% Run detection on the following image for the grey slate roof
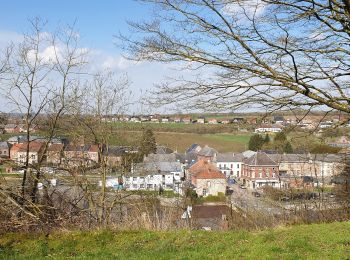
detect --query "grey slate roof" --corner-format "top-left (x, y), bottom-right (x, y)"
top-left (0, 142), bottom-right (10, 149)
top-left (131, 161), bottom-right (182, 176)
top-left (144, 153), bottom-right (177, 163)
top-left (197, 146), bottom-right (218, 157)
top-left (216, 153), bottom-right (234, 162)
top-left (244, 152), bottom-right (277, 166)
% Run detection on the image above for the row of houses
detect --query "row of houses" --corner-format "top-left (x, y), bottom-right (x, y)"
top-left (116, 144), bottom-right (346, 197)
top-left (0, 124), bottom-right (38, 134)
top-left (1, 134), bottom-right (346, 196)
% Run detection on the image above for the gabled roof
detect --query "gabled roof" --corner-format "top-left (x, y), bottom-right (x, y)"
top-left (244, 152), bottom-right (277, 166)
top-left (144, 153), bottom-right (177, 163)
top-left (188, 160), bottom-right (219, 175)
top-left (195, 170), bottom-right (226, 179)
top-left (14, 142), bottom-right (44, 153)
top-left (0, 141), bottom-right (10, 149)
top-left (48, 143), bottom-right (64, 152)
top-left (132, 161), bottom-right (182, 176)
top-left (186, 144), bottom-right (201, 154)
top-left (216, 153), bottom-right (234, 162)
top-left (156, 146), bottom-right (174, 154)
top-left (197, 146), bottom-right (217, 157)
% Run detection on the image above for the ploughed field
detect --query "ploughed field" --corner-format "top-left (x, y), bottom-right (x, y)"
top-left (1, 222), bottom-right (349, 259)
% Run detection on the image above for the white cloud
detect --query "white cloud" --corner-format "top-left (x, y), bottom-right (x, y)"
top-left (223, 0), bottom-right (266, 19)
top-left (102, 55), bottom-right (140, 70)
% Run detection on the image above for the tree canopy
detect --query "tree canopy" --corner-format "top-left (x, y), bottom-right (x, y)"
top-left (122, 0), bottom-right (350, 121)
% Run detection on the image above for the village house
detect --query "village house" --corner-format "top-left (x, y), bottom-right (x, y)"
top-left (173, 117), bottom-right (181, 123)
top-left (182, 117), bottom-right (192, 124)
top-left (46, 143), bottom-right (64, 165)
top-left (161, 117), bottom-right (170, 123)
top-left (192, 168), bottom-right (226, 196)
top-left (123, 161), bottom-right (183, 192)
top-left (208, 118), bottom-right (218, 124)
top-left (241, 152), bottom-right (279, 189)
top-left (255, 124), bottom-right (283, 133)
top-left (197, 145), bottom-right (218, 162)
top-left (63, 144), bottom-right (99, 166)
top-left (0, 142), bottom-right (10, 159)
top-left (187, 159), bottom-right (226, 196)
top-left (216, 153), bottom-right (244, 178)
top-left (232, 117), bottom-right (245, 123)
top-left (221, 119), bottom-right (232, 124)
top-left (10, 141), bottom-right (45, 165)
top-left (273, 115), bottom-right (285, 124)
top-left (103, 146), bottom-right (129, 168)
top-left (4, 124), bottom-right (20, 133)
top-left (197, 117), bottom-right (205, 124)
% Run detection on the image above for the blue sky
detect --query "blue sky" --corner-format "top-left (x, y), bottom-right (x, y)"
top-left (0, 0), bottom-right (149, 53)
top-left (0, 0), bottom-right (181, 114)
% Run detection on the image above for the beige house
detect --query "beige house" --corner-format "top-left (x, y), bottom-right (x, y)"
top-left (10, 141), bottom-right (44, 165)
top-left (193, 170), bottom-right (226, 196)
top-left (47, 143), bottom-right (64, 165)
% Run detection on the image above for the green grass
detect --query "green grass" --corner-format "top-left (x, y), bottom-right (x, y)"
top-left (1, 222), bottom-right (349, 259)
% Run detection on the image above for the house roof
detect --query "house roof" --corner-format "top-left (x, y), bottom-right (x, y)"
top-left (242, 150), bottom-right (256, 158)
top-left (197, 146), bottom-right (217, 157)
top-left (195, 170), bottom-right (226, 179)
top-left (144, 153), bottom-right (177, 163)
top-left (15, 142), bottom-right (44, 153)
top-left (216, 153), bottom-right (234, 162)
top-left (192, 205), bottom-right (230, 219)
top-left (89, 144), bottom-right (99, 153)
top-left (244, 152), bottom-right (277, 166)
top-left (48, 143), bottom-right (64, 152)
top-left (0, 142), bottom-right (10, 149)
top-left (132, 161), bottom-right (182, 176)
top-left (156, 146), bottom-right (174, 154)
top-left (186, 144), bottom-right (201, 154)
top-left (103, 146), bottom-right (129, 156)
top-left (188, 160), bottom-right (219, 175)
top-left (175, 152), bottom-right (197, 165)
top-left (4, 124), bottom-right (18, 129)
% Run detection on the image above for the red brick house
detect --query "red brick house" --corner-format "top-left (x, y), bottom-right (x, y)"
top-left (241, 152), bottom-right (279, 189)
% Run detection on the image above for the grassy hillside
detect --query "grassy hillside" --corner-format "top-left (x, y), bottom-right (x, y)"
top-left (1, 222), bottom-right (349, 259)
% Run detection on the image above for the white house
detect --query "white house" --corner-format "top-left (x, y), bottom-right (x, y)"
top-left (255, 124), bottom-right (283, 133)
top-left (216, 153), bottom-right (244, 178)
top-left (123, 161), bottom-right (183, 193)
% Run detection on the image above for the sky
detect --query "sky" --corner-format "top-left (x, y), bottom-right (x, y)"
top-left (0, 0), bottom-right (178, 114)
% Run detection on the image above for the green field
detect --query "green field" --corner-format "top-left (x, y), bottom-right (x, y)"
top-left (112, 131), bottom-right (252, 153)
top-left (1, 222), bottom-right (349, 259)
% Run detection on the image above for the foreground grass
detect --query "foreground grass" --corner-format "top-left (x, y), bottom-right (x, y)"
top-left (1, 222), bottom-right (349, 259)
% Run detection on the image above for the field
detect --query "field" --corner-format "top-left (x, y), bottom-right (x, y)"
top-left (112, 131), bottom-right (252, 153)
top-left (1, 222), bottom-right (349, 259)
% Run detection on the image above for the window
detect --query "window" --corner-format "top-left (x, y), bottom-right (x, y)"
top-left (207, 181), bottom-right (211, 187)
top-left (259, 172), bottom-right (262, 178)
top-left (237, 164), bottom-right (240, 169)
top-left (132, 177), bottom-right (137, 181)
top-left (203, 189), bottom-right (207, 196)
top-left (140, 184), bottom-right (145, 189)
top-left (132, 184), bottom-right (138, 189)
top-left (231, 164), bottom-right (233, 169)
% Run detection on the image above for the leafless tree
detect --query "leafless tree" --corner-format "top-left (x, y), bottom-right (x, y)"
top-left (2, 17), bottom-right (87, 207)
top-left (120, 0), bottom-right (350, 121)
